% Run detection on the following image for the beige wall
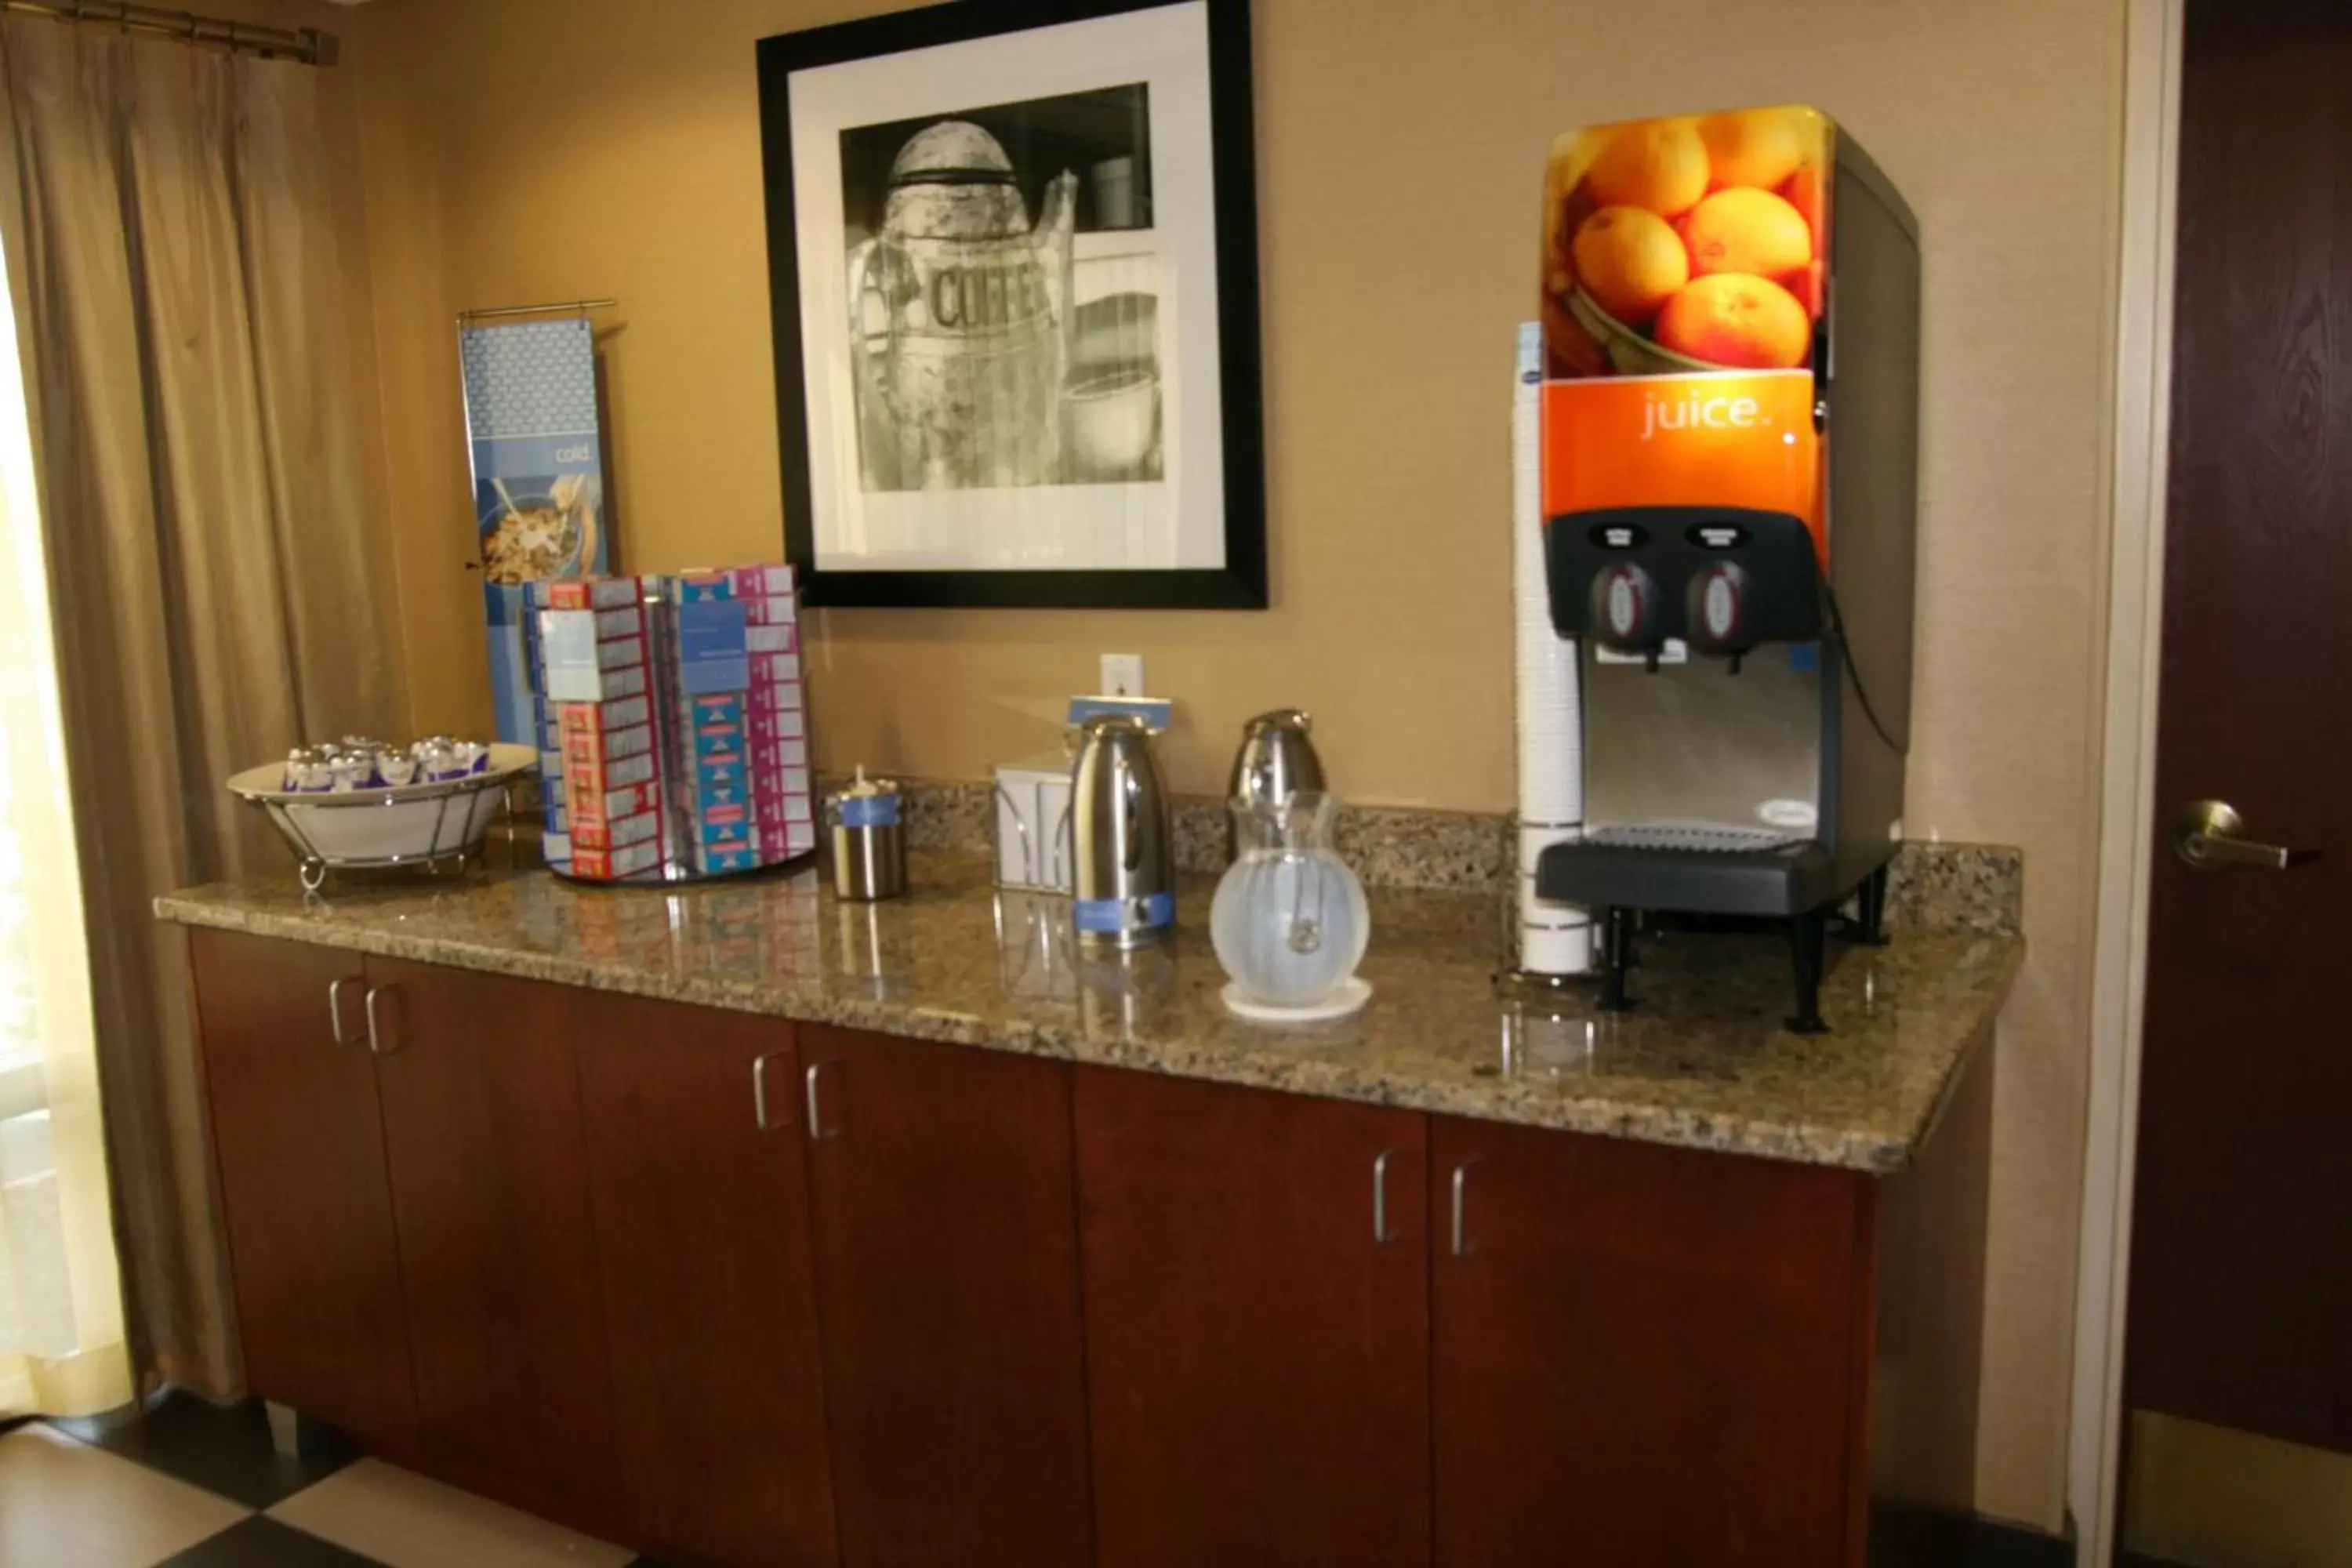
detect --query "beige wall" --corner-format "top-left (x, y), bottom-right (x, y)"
top-left (344, 0), bottom-right (2123, 1530)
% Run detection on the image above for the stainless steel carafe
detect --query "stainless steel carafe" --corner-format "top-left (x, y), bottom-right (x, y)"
top-left (1225, 709), bottom-right (1327, 862)
top-left (1071, 713), bottom-right (1174, 949)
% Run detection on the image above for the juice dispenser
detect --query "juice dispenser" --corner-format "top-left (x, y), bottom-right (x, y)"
top-left (1532, 106), bottom-right (1920, 1031)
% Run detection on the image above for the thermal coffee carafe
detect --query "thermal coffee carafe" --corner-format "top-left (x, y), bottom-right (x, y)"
top-left (1225, 710), bottom-right (1327, 863)
top-left (1530, 105), bottom-right (1921, 1032)
top-left (1071, 713), bottom-right (1174, 949)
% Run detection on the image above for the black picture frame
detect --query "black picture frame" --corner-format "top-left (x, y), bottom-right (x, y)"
top-left (756, 0), bottom-right (1266, 610)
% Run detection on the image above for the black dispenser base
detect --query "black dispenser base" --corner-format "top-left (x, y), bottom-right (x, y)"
top-left (1544, 845), bottom-right (1893, 1033)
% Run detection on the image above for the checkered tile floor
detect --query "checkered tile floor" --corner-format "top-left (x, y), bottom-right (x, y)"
top-left (0, 1394), bottom-right (665, 1566)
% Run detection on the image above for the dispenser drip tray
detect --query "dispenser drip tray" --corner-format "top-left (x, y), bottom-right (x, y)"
top-left (1534, 833), bottom-right (1889, 1037)
top-left (1535, 833), bottom-right (1833, 920)
top-left (1583, 824), bottom-right (1806, 855)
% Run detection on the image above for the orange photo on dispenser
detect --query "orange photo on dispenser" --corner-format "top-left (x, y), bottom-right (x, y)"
top-left (1542, 106), bottom-right (1830, 380)
top-left (1540, 106), bottom-right (1837, 562)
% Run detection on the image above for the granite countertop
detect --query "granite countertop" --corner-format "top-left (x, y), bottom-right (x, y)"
top-left (155, 853), bottom-right (2020, 1174)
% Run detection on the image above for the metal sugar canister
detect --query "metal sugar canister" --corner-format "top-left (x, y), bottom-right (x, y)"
top-left (828, 768), bottom-right (907, 901)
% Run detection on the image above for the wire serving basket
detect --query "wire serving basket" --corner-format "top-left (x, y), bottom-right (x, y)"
top-left (226, 743), bottom-right (539, 891)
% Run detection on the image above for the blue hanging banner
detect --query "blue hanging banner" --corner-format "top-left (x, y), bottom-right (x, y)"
top-left (459, 316), bottom-right (609, 743)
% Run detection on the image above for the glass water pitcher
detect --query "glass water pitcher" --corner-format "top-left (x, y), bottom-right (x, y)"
top-left (1210, 791), bottom-right (1369, 1008)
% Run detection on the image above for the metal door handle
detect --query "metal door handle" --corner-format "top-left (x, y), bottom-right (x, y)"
top-left (362, 984), bottom-right (397, 1054)
top-left (2175, 800), bottom-right (2320, 871)
top-left (1372, 1149), bottom-right (1399, 1246)
top-left (1450, 1156), bottom-right (1479, 1258)
top-left (753, 1052), bottom-right (786, 1131)
top-left (804, 1060), bottom-right (838, 1141)
top-left (328, 976), bottom-right (358, 1045)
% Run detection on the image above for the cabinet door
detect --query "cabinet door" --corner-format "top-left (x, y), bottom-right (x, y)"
top-left (578, 1005), bottom-right (837, 1568)
top-left (1432, 1116), bottom-right (1870, 1567)
top-left (800, 1025), bottom-right (1092, 1568)
top-left (1074, 1068), bottom-right (1432, 1568)
top-left (363, 957), bottom-right (626, 1540)
top-left (189, 929), bottom-right (418, 1454)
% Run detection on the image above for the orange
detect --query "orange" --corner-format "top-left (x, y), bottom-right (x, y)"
top-left (1697, 107), bottom-right (1809, 191)
top-left (1782, 259), bottom-right (1827, 321)
top-left (1571, 206), bottom-right (1690, 324)
top-left (1654, 274), bottom-right (1812, 369)
top-left (1680, 187), bottom-right (1813, 278)
top-left (1781, 159), bottom-right (1829, 258)
top-left (1585, 118), bottom-right (1710, 217)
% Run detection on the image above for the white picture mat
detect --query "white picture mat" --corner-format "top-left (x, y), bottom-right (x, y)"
top-left (788, 1), bottom-right (1228, 574)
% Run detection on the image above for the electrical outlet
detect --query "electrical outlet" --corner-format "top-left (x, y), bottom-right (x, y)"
top-left (1100, 653), bottom-right (1145, 697)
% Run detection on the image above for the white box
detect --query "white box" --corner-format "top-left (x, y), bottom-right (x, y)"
top-left (994, 757), bottom-right (1074, 893)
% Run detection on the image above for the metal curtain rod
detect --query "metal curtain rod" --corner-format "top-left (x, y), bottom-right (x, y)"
top-left (457, 299), bottom-right (620, 325)
top-left (7, 0), bottom-right (336, 64)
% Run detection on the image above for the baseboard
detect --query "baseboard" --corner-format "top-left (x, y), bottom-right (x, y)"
top-left (1969, 1512), bottom-right (2078, 1566)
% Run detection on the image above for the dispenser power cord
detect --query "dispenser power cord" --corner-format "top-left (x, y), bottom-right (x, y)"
top-left (1817, 576), bottom-right (1906, 755)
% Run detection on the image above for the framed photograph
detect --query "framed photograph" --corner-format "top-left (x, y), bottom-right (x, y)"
top-left (757, 0), bottom-right (1265, 608)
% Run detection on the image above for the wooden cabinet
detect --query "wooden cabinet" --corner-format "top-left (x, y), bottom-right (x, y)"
top-left (1429, 1116), bottom-right (1871, 1568)
top-left (1074, 1068), bottom-right (1432, 1568)
top-left (799, 1025), bottom-right (1093, 1568)
top-left (189, 930), bottom-right (419, 1456)
top-left (578, 1004), bottom-right (837, 1568)
top-left (190, 932), bottom-right (1989, 1568)
top-left (363, 957), bottom-right (627, 1540)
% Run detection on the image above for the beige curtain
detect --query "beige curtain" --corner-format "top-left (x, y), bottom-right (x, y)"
top-left (0, 223), bottom-right (129, 1417)
top-left (0, 16), bottom-right (405, 1402)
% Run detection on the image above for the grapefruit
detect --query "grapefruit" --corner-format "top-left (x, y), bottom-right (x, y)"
top-left (1655, 274), bottom-right (1812, 369)
top-left (1697, 107), bottom-right (1809, 191)
top-left (1572, 206), bottom-right (1690, 324)
top-left (1585, 118), bottom-right (1711, 217)
top-left (1680, 187), bottom-right (1813, 278)
top-left (1781, 159), bottom-right (1829, 259)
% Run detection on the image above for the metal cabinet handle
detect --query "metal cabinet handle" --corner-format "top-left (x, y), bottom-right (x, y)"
top-left (753, 1052), bottom-right (786, 1131)
top-left (1450, 1156), bottom-right (1479, 1258)
top-left (2175, 800), bottom-right (2320, 871)
top-left (1372, 1149), bottom-right (1399, 1246)
top-left (804, 1060), bottom-right (838, 1141)
top-left (362, 984), bottom-right (397, 1054)
top-left (328, 976), bottom-right (358, 1045)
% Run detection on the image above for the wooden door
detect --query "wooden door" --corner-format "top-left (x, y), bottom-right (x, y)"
top-left (799, 1025), bottom-right (1092, 1568)
top-left (578, 1004), bottom-right (837, 1568)
top-left (1431, 1116), bottom-right (1868, 1567)
top-left (2125, 0), bottom-right (2352, 1468)
top-left (363, 956), bottom-right (626, 1540)
top-left (188, 929), bottom-right (418, 1454)
top-left (1074, 1069), bottom-right (1431, 1568)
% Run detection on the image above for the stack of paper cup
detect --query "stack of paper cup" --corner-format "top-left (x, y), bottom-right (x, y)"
top-left (1511, 323), bottom-right (1593, 976)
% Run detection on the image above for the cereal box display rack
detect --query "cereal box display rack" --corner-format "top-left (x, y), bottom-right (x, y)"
top-left (528, 563), bottom-right (818, 884)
